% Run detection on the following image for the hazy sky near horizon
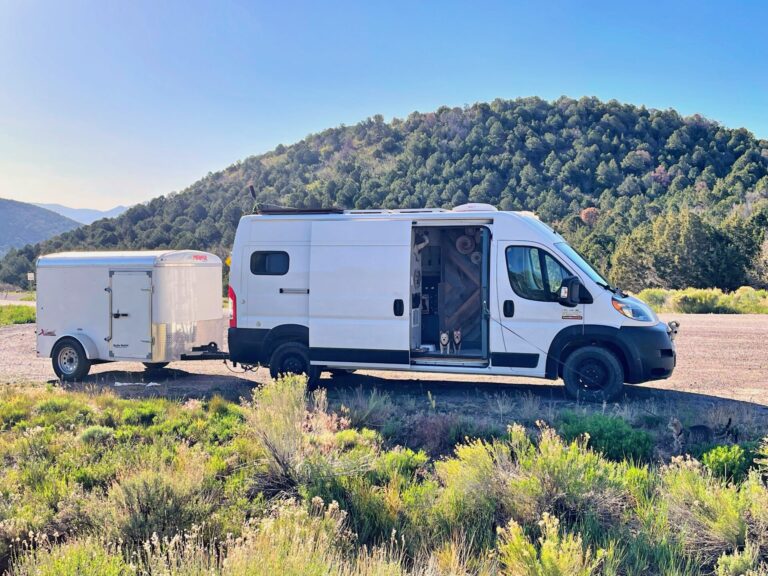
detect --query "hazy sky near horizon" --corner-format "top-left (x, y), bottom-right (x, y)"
top-left (1, 1), bottom-right (766, 209)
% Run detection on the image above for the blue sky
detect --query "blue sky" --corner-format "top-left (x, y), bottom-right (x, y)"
top-left (1, 0), bottom-right (766, 209)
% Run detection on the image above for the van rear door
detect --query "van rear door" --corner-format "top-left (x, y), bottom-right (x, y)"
top-left (309, 220), bottom-right (411, 368)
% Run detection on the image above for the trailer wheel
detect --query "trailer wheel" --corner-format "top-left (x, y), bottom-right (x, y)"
top-left (143, 362), bottom-right (169, 372)
top-left (52, 338), bottom-right (91, 382)
top-left (269, 342), bottom-right (319, 385)
top-left (562, 346), bottom-right (624, 402)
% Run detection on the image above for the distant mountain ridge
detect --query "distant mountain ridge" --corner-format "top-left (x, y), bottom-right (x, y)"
top-left (1, 96), bottom-right (767, 289)
top-left (33, 203), bottom-right (129, 224)
top-left (0, 199), bottom-right (81, 257)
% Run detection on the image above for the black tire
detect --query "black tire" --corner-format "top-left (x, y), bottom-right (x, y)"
top-left (52, 338), bottom-right (91, 382)
top-left (562, 345), bottom-right (624, 402)
top-left (143, 362), bottom-right (169, 371)
top-left (269, 342), bottom-right (319, 384)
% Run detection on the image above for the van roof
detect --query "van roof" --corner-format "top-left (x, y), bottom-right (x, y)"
top-left (246, 203), bottom-right (498, 219)
top-left (37, 250), bottom-right (221, 268)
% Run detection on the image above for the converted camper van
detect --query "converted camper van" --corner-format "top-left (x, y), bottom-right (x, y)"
top-left (37, 250), bottom-right (225, 380)
top-left (227, 204), bottom-right (676, 401)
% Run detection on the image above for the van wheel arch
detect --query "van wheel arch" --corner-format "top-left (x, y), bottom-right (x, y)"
top-left (557, 340), bottom-right (629, 381)
top-left (547, 325), bottom-right (638, 382)
top-left (262, 324), bottom-right (309, 363)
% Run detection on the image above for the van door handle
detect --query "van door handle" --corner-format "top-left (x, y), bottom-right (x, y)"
top-left (503, 300), bottom-right (515, 317)
top-left (112, 312), bottom-right (129, 319)
top-left (393, 299), bottom-right (404, 317)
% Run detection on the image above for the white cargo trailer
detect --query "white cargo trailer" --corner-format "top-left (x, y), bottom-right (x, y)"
top-left (36, 250), bottom-right (225, 380)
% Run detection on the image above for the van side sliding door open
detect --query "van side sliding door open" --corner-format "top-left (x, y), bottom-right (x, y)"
top-left (308, 220), bottom-right (412, 368)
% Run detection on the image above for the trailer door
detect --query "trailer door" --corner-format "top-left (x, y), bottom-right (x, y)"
top-left (110, 271), bottom-right (153, 360)
top-left (309, 220), bottom-right (411, 368)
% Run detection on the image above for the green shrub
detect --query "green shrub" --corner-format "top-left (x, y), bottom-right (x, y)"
top-left (758, 437), bottom-right (768, 475)
top-left (79, 425), bottom-right (115, 445)
top-left (670, 288), bottom-right (725, 313)
top-left (500, 425), bottom-right (630, 529)
top-left (433, 439), bottom-right (503, 549)
top-left (102, 454), bottom-right (217, 545)
top-left (715, 542), bottom-right (764, 576)
top-left (36, 397), bottom-right (75, 414)
top-left (660, 457), bottom-right (749, 566)
top-left (222, 499), bottom-right (349, 576)
top-left (244, 375), bottom-right (308, 496)
top-left (497, 513), bottom-right (605, 576)
top-left (374, 447), bottom-right (428, 483)
top-left (121, 401), bottom-right (165, 426)
top-left (636, 288), bottom-right (671, 312)
top-left (557, 412), bottom-right (653, 462)
top-left (0, 305), bottom-right (35, 326)
top-left (718, 287), bottom-right (768, 314)
top-left (702, 444), bottom-right (750, 483)
top-left (0, 399), bottom-right (30, 429)
top-left (10, 538), bottom-right (131, 576)
top-left (635, 286), bottom-right (768, 315)
top-left (337, 386), bottom-right (394, 429)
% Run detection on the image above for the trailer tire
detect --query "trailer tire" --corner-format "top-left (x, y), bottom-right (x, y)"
top-left (52, 338), bottom-right (91, 382)
top-left (269, 342), bottom-right (319, 385)
top-left (562, 345), bottom-right (624, 402)
top-left (143, 362), bottom-right (169, 372)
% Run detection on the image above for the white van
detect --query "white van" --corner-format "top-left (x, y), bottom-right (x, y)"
top-left (37, 250), bottom-right (225, 380)
top-left (227, 204), bottom-right (676, 401)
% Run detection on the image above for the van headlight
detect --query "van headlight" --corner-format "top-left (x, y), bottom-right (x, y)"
top-left (611, 296), bottom-right (656, 322)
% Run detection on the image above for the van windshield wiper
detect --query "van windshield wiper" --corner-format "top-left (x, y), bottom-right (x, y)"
top-left (597, 281), bottom-right (627, 297)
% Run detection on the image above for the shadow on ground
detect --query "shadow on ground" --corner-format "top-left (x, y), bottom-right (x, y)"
top-left (60, 366), bottom-right (768, 426)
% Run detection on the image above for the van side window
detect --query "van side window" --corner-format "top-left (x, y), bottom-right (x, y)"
top-left (250, 251), bottom-right (289, 275)
top-left (506, 246), bottom-right (570, 302)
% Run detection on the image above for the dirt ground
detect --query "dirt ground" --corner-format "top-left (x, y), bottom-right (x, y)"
top-left (2, 313), bottom-right (766, 425)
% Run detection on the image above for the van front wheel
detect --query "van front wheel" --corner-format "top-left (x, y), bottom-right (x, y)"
top-left (269, 343), bottom-right (319, 385)
top-left (562, 346), bottom-right (624, 402)
top-left (52, 338), bottom-right (91, 382)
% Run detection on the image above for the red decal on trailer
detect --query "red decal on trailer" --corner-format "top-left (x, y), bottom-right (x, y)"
top-left (193, 255), bottom-right (208, 261)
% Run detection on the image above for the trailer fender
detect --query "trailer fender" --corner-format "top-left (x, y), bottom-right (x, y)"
top-left (54, 333), bottom-right (100, 360)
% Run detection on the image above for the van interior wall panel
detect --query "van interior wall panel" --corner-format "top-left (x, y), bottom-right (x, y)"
top-left (412, 226), bottom-right (486, 358)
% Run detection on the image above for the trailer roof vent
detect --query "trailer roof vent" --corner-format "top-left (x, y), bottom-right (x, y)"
top-left (452, 203), bottom-right (498, 213)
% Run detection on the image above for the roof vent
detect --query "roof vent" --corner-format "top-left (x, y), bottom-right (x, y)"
top-left (452, 203), bottom-right (498, 213)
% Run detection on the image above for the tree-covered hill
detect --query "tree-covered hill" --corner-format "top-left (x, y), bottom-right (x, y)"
top-left (0, 198), bottom-right (81, 257)
top-left (2, 96), bottom-right (767, 290)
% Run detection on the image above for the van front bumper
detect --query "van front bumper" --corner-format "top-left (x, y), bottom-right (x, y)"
top-left (619, 321), bottom-right (676, 383)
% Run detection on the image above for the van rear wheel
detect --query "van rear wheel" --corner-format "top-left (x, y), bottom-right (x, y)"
top-left (562, 346), bottom-right (624, 402)
top-left (269, 342), bottom-right (319, 385)
top-left (52, 338), bottom-right (91, 382)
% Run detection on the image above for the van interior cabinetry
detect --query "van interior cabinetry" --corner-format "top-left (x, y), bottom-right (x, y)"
top-left (410, 225), bottom-right (489, 363)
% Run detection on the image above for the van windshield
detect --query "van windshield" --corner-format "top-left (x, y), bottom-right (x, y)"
top-left (554, 242), bottom-right (610, 287)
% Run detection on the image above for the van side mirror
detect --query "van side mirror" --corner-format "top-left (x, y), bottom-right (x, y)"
top-left (557, 276), bottom-right (581, 307)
